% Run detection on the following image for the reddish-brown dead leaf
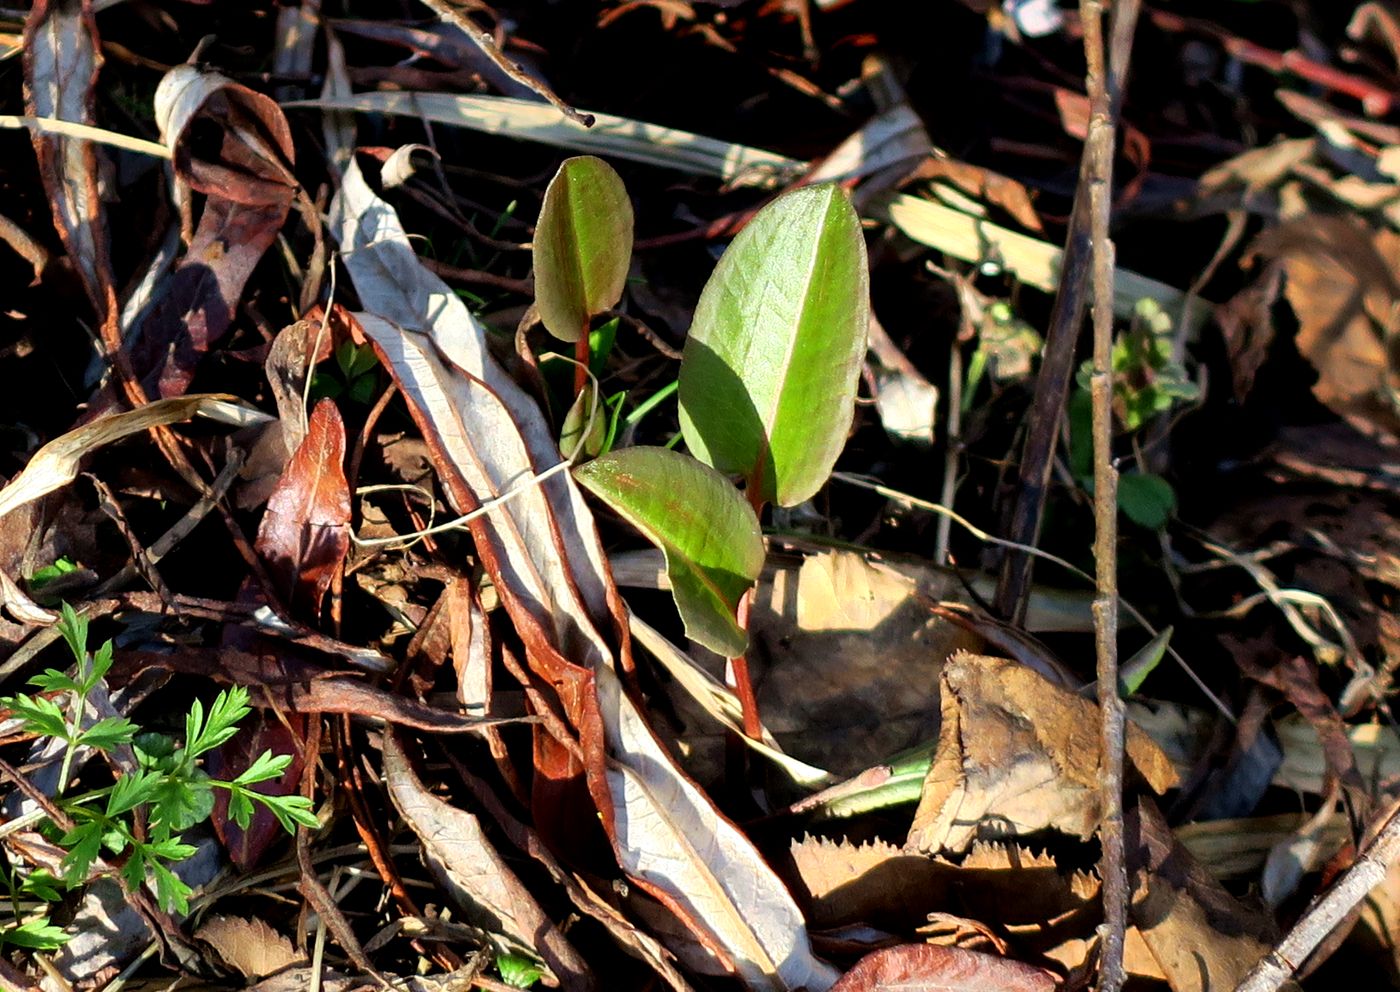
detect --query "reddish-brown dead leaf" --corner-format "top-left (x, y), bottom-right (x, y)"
top-left (829, 944), bottom-right (1055, 992)
top-left (132, 65), bottom-right (297, 397)
top-left (255, 399), bottom-right (351, 619)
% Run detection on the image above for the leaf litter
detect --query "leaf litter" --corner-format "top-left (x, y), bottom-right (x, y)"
top-left (5, 3), bottom-right (1400, 991)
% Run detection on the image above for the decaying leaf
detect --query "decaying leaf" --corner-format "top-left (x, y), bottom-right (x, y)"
top-left (254, 398), bottom-right (351, 617)
top-left (829, 944), bottom-right (1055, 992)
top-left (206, 712), bottom-right (308, 872)
top-left (1250, 216), bottom-right (1400, 441)
top-left (132, 64), bottom-right (297, 397)
top-left (195, 915), bottom-right (303, 980)
top-left (907, 652), bottom-right (1178, 854)
top-left (1127, 798), bottom-right (1291, 992)
top-left (383, 730), bottom-right (591, 990)
top-left (23, 0), bottom-right (117, 337)
top-left (0, 395), bottom-right (271, 522)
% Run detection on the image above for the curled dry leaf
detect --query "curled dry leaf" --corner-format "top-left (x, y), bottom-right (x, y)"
top-left (132, 64), bottom-right (297, 397)
top-left (829, 944), bottom-right (1055, 992)
top-left (0, 395), bottom-right (272, 522)
top-left (383, 730), bottom-right (592, 991)
top-left (23, 0), bottom-right (116, 334)
top-left (254, 398), bottom-right (352, 618)
top-left (328, 159), bottom-right (835, 991)
top-left (1250, 216), bottom-right (1400, 441)
top-left (907, 652), bottom-right (1178, 854)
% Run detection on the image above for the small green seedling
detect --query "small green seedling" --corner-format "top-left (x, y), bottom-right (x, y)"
top-left (1070, 299), bottom-right (1199, 530)
top-left (311, 340), bottom-right (380, 405)
top-left (0, 605), bottom-right (316, 945)
top-left (497, 952), bottom-right (544, 989)
top-left (553, 171), bottom-right (870, 672)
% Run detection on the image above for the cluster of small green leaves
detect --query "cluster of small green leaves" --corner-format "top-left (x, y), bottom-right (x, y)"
top-left (1071, 298), bottom-right (1201, 529)
top-left (0, 605), bottom-right (317, 949)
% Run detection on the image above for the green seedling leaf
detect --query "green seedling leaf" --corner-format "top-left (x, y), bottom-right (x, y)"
top-left (590, 316), bottom-right (619, 375)
top-left (560, 381), bottom-right (607, 460)
top-left (678, 183), bottom-right (870, 506)
top-left (1120, 626), bottom-right (1172, 696)
top-left (59, 821), bottom-right (103, 884)
top-left (56, 603), bottom-right (88, 669)
top-left (28, 557), bottom-right (77, 590)
top-left (3, 918), bottom-right (70, 950)
top-left (79, 715), bottom-right (138, 750)
top-left (534, 156), bottom-right (634, 342)
top-left (20, 870), bottom-right (63, 902)
top-left (575, 447), bottom-right (763, 656)
top-left (1118, 472), bottom-right (1176, 529)
top-left (26, 669), bottom-right (80, 694)
top-left (233, 749), bottom-right (293, 786)
top-left (3, 694), bottom-right (71, 741)
top-left (106, 768), bottom-right (162, 817)
top-left (498, 953), bottom-right (544, 989)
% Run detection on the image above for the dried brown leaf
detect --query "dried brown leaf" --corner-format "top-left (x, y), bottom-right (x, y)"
top-left (195, 915), bottom-right (302, 980)
top-left (907, 653), bottom-right (1178, 854)
top-left (255, 398), bottom-right (351, 617)
top-left (829, 944), bottom-right (1055, 992)
top-left (383, 730), bottom-right (592, 990)
top-left (1127, 798), bottom-right (1291, 992)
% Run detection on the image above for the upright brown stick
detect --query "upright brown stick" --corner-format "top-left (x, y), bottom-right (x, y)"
top-left (993, 0), bottom-right (1142, 625)
top-left (1080, 1), bottom-right (1128, 988)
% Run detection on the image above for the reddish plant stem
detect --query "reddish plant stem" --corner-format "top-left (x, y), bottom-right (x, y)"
top-left (728, 481), bottom-right (769, 741)
top-left (575, 326), bottom-right (590, 396)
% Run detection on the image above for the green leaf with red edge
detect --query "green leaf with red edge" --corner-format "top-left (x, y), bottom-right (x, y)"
top-left (575, 446), bottom-right (763, 656)
top-left (533, 156), bottom-right (634, 343)
top-left (678, 183), bottom-right (870, 507)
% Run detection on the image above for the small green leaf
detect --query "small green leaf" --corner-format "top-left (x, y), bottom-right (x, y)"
top-left (106, 768), bottom-right (162, 817)
top-left (1118, 472), bottom-right (1176, 529)
top-left (149, 859), bottom-right (192, 915)
top-left (1120, 626), bottom-right (1172, 696)
top-left (257, 792), bottom-right (319, 832)
top-left (533, 156), bottom-right (634, 342)
top-left (678, 183), bottom-right (870, 507)
top-left (87, 639), bottom-right (114, 686)
top-left (188, 686), bottom-right (250, 758)
top-left (27, 669), bottom-right (81, 694)
top-left (80, 716), bottom-right (138, 751)
top-left (3, 918), bottom-right (70, 950)
top-left (20, 869), bottom-right (63, 902)
top-left (497, 953), bottom-right (544, 989)
top-left (3, 694), bottom-right (71, 740)
top-left (233, 750), bottom-right (292, 786)
top-left (576, 447), bottom-right (763, 656)
top-left (560, 382), bottom-right (607, 460)
top-left (151, 771), bottom-right (214, 834)
top-left (27, 557), bottom-right (77, 590)
top-left (56, 603), bottom-right (88, 666)
top-left (58, 822), bottom-right (103, 884)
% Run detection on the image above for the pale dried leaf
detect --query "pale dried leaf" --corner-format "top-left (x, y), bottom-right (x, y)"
top-left (0, 395), bottom-right (272, 522)
top-left (383, 731), bottom-right (591, 990)
top-left (907, 653), bottom-right (1178, 854)
top-left (195, 915), bottom-right (302, 979)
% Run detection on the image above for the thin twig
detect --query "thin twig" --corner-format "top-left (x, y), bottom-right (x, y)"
top-left (1235, 795), bottom-right (1400, 992)
top-left (1080, 1), bottom-right (1128, 988)
top-left (413, 0), bottom-right (595, 127)
top-left (993, 0), bottom-right (1142, 625)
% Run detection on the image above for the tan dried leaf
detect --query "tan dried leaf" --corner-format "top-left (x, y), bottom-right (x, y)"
top-left (195, 915), bottom-right (302, 980)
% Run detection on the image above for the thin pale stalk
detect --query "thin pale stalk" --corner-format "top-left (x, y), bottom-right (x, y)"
top-left (1082, 2), bottom-right (1128, 989)
top-left (1236, 796), bottom-right (1400, 992)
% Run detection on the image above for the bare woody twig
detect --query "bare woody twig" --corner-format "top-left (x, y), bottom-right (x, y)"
top-left (1236, 796), bottom-right (1400, 992)
top-left (1079, 1), bottom-right (1128, 989)
top-left (993, 0), bottom-right (1141, 626)
top-left (415, 0), bottom-right (595, 128)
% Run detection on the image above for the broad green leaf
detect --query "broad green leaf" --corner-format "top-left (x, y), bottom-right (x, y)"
top-left (678, 183), bottom-right (870, 506)
top-left (575, 447), bottom-right (763, 656)
top-left (1118, 472), bottom-right (1176, 529)
top-left (533, 156), bottom-right (633, 343)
